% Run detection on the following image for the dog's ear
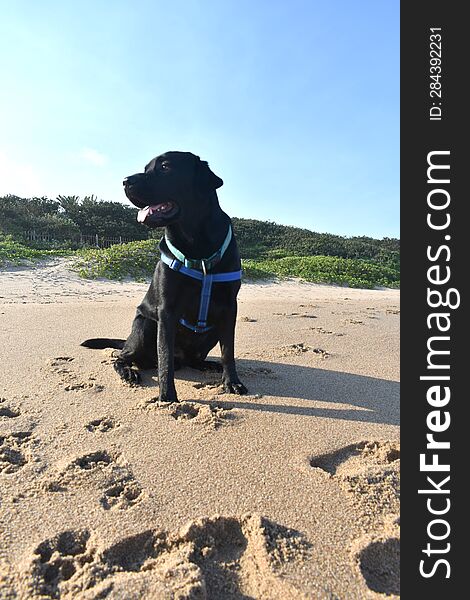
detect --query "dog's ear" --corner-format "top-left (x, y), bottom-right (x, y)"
top-left (195, 157), bottom-right (224, 191)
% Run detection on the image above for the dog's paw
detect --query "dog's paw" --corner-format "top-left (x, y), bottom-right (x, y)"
top-left (158, 389), bottom-right (179, 404)
top-left (113, 361), bottom-right (140, 385)
top-left (223, 381), bottom-right (248, 395)
top-left (159, 397), bottom-right (179, 404)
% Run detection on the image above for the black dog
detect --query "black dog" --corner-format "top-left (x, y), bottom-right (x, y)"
top-left (81, 151), bottom-right (247, 403)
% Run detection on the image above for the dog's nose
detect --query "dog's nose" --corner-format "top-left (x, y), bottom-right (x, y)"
top-left (123, 174), bottom-right (140, 187)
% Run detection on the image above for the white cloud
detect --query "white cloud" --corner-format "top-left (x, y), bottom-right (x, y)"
top-left (0, 150), bottom-right (45, 197)
top-left (79, 147), bottom-right (109, 167)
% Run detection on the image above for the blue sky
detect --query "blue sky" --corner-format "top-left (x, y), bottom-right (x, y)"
top-left (0, 0), bottom-right (399, 238)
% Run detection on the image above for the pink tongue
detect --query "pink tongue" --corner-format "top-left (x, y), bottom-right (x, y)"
top-left (137, 203), bottom-right (173, 222)
top-left (137, 207), bottom-right (151, 223)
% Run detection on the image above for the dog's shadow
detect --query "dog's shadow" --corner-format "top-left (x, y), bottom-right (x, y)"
top-left (138, 358), bottom-right (399, 427)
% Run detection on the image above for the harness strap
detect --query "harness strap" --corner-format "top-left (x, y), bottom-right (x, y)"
top-left (159, 251), bottom-right (242, 333)
top-left (178, 318), bottom-right (212, 333)
top-left (164, 226), bottom-right (233, 271)
top-left (197, 274), bottom-right (213, 328)
top-left (159, 252), bottom-right (242, 282)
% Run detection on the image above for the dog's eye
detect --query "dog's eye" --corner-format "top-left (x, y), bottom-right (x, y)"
top-left (161, 162), bottom-right (170, 171)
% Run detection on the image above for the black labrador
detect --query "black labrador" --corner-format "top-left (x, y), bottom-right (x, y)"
top-left (81, 151), bottom-right (247, 403)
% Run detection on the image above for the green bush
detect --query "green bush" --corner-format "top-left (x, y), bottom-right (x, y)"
top-left (0, 234), bottom-right (72, 266)
top-left (243, 256), bottom-right (399, 288)
top-left (57, 195), bottom-right (147, 239)
top-left (69, 239), bottom-right (399, 288)
top-left (71, 239), bottom-right (161, 281)
top-left (232, 218), bottom-right (399, 263)
top-left (1, 195), bottom-right (400, 289)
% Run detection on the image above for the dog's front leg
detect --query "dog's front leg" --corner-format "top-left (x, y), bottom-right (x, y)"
top-left (157, 307), bottom-right (178, 403)
top-left (218, 307), bottom-right (248, 395)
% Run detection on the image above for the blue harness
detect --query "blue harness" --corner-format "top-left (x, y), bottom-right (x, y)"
top-left (159, 227), bottom-right (242, 334)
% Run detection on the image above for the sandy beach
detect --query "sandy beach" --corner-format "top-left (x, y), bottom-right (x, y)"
top-left (0, 259), bottom-right (399, 599)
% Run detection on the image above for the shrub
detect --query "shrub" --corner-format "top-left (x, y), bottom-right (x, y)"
top-left (0, 234), bottom-right (72, 266)
top-left (243, 256), bottom-right (399, 288)
top-left (71, 239), bottom-right (161, 281)
top-left (70, 240), bottom-right (399, 289)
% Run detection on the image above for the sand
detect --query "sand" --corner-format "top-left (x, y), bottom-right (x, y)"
top-left (0, 259), bottom-right (400, 599)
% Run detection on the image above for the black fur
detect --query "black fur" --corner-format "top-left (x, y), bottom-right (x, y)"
top-left (82, 151), bottom-right (247, 402)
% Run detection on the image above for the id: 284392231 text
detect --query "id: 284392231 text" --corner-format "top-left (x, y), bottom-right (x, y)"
top-left (429, 27), bottom-right (443, 121)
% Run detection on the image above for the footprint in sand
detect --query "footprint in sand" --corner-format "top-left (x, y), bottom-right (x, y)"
top-left (309, 326), bottom-right (333, 335)
top-left (281, 343), bottom-right (330, 358)
top-left (352, 531), bottom-right (400, 596)
top-left (72, 450), bottom-right (114, 470)
top-left (64, 382), bottom-right (103, 392)
top-left (310, 441), bottom-right (400, 518)
top-left (85, 417), bottom-right (119, 433)
top-left (50, 357), bottom-right (75, 366)
top-left (144, 399), bottom-right (235, 429)
top-left (240, 316), bottom-right (257, 322)
top-left (273, 312), bottom-right (317, 319)
top-left (24, 529), bottom-right (93, 599)
top-left (21, 515), bottom-right (312, 599)
top-left (48, 357), bottom-right (77, 382)
top-left (48, 357), bottom-right (104, 393)
top-left (309, 326), bottom-right (346, 337)
top-left (42, 450), bottom-right (143, 510)
top-left (310, 440), bottom-right (400, 475)
top-left (344, 318), bottom-right (364, 325)
top-left (0, 431), bottom-right (34, 474)
top-left (311, 443), bottom-right (400, 595)
top-left (0, 399), bottom-right (20, 419)
top-left (100, 479), bottom-right (143, 511)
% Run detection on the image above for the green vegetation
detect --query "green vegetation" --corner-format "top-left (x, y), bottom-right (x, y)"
top-left (0, 196), bottom-right (78, 242)
top-left (0, 234), bottom-right (72, 267)
top-left (70, 240), bottom-right (399, 288)
top-left (0, 194), bottom-right (146, 246)
top-left (243, 256), bottom-right (399, 288)
top-left (1, 194), bottom-right (399, 288)
top-left (232, 218), bottom-right (399, 270)
top-left (72, 240), bottom-right (161, 281)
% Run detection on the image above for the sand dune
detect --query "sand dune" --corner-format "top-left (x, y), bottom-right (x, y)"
top-left (0, 260), bottom-right (399, 599)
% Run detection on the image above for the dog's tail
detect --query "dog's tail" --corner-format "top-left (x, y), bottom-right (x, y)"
top-left (80, 338), bottom-right (125, 350)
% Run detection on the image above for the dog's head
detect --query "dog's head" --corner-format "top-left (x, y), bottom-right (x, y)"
top-left (123, 151), bottom-right (223, 228)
